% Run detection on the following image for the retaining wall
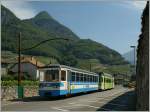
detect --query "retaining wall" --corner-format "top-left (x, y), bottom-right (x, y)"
top-left (1, 86), bottom-right (39, 101)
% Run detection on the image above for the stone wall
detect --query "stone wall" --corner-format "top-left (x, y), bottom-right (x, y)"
top-left (24, 86), bottom-right (39, 97)
top-left (1, 86), bottom-right (39, 101)
top-left (136, 2), bottom-right (149, 111)
top-left (1, 86), bottom-right (18, 100)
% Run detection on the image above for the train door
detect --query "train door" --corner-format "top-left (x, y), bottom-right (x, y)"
top-left (67, 70), bottom-right (71, 94)
top-left (112, 77), bottom-right (115, 88)
top-left (61, 69), bottom-right (67, 91)
top-left (103, 76), bottom-right (105, 90)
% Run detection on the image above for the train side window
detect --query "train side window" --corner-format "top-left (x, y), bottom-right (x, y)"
top-left (96, 76), bottom-right (97, 82)
top-left (61, 70), bottom-right (66, 81)
top-left (100, 77), bottom-right (102, 82)
top-left (76, 73), bottom-right (79, 82)
top-left (71, 72), bottom-right (76, 82)
top-left (86, 75), bottom-right (88, 82)
top-left (79, 73), bottom-right (81, 82)
top-left (81, 74), bottom-right (84, 82)
top-left (83, 74), bottom-right (86, 82)
top-left (94, 76), bottom-right (95, 82)
top-left (89, 75), bottom-right (92, 82)
top-left (88, 75), bottom-right (90, 82)
top-left (93, 76), bottom-right (94, 82)
top-left (90, 75), bottom-right (92, 82)
top-left (91, 76), bottom-right (93, 82)
top-left (96, 76), bottom-right (98, 82)
top-left (87, 75), bottom-right (89, 82)
top-left (104, 78), bottom-right (106, 82)
top-left (84, 74), bottom-right (87, 82)
top-left (92, 76), bottom-right (94, 82)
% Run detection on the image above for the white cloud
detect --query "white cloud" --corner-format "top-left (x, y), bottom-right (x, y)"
top-left (124, 1), bottom-right (147, 10)
top-left (1, 0), bottom-right (147, 20)
top-left (1, 0), bottom-right (37, 20)
top-left (131, 1), bottom-right (147, 9)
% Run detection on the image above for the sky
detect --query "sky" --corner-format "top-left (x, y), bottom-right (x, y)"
top-left (1, 0), bottom-right (147, 54)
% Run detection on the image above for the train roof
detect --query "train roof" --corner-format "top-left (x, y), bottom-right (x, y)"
top-left (39, 64), bottom-right (98, 75)
top-left (99, 72), bottom-right (113, 77)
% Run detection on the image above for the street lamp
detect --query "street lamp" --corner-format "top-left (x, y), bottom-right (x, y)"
top-left (130, 46), bottom-right (136, 76)
top-left (17, 32), bottom-right (70, 98)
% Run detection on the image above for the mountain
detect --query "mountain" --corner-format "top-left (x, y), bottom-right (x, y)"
top-left (1, 5), bottom-right (128, 68)
top-left (122, 50), bottom-right (136, 65)
top-left (23, 11), bottom-right (79, 40)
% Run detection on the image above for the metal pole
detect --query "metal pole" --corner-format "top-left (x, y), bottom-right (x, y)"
top-left (18, 32), bottom-right (23, 98)
top-left (18, 32), bottom-right (21, 86)
top-left (134, 47), bottom-right (136, 74)
top-left (130, 46), bottom-right (136, 75)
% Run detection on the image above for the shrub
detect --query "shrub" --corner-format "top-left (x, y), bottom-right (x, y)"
top-left (1, 75), bottom-right (15, 81)
top-left (1, 80), bottom-right (39, 86)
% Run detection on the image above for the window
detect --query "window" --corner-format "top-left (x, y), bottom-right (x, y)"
top-left (45, 70), bottom-right (59, 82)
top-left (96, 76), bottom-right (98, 82)
top-left (84, 74), bottom-right (87, 82)
top-left (83, 74), bottom-right (85, 82)
top-left (91, 75), bottom-right (93, 82)
top-left (93, 76), bottom-right (95, 82)
top-left (80, 74), bottom-right (84, 82)
top-left (61, 70), bottom-right (66, 81)
top-left (104, 78), bottom-right (111, 83)
top-left (87, 75), bottom-right (90, 82)
top-left (71, 72), bottom-right (76, 81)
top-left (93, 76), bottom-right (94, 82)
top-left (76, 73), bottom-right (79, 81)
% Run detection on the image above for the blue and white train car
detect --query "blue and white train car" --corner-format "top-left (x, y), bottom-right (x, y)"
top-left (38, 64), bottom-right (99, 97)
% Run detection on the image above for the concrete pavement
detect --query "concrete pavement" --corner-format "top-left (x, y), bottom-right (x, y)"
top-left (2, 86), bottom-right (136, 111)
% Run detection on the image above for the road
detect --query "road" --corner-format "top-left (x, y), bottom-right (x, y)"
top-left (2, 86), bottom-right (136, 111)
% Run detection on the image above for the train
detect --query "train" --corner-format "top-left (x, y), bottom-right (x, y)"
top-left (38, 64), bottom-right (114, 97)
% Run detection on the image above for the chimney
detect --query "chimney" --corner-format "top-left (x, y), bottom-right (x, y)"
top-left (36, 60), bottom-right (37, 66)
top-left (31, 56), bottom-right (34, 61)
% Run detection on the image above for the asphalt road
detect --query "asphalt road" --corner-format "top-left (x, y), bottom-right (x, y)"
top-left (2, 86), bottom-right (136, 111)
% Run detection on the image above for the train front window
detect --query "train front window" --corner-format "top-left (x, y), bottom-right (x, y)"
top-left (45, 70), bottom-right (59, 82)
top-left (61, 70), bottom-right (66, 81)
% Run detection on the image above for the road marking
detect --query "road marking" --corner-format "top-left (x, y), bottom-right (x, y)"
top-left (68, 103), bottom-right (112, 111)
top-left (81, 104), bottom-right (99, 109)
top-left (52, 107), bottom-right (68, 111)
top-left (107, 102), bottom-right (128, 107)
top-left (66, 89), bottom-right (130, 111)
top-left (98, 107), bottom-right (112, 111)
top-left (70, 90), bottom-right (128, 104)
top-left (2, 101), bottom-right (25, 106)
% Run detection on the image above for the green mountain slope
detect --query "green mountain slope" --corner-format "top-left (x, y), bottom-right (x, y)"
top-left (1, 5), bottom-right (128, 68)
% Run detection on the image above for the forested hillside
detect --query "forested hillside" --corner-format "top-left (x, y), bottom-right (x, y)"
top-left (1, 5), bottom-right (128, 68)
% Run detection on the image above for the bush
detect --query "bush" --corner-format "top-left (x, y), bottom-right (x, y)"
top-left (12, 73), bottom-right (32, 80)
top-left (1, 80), bottom-right (39, 86)
top-left (1, 75), bottom-right (15, 81)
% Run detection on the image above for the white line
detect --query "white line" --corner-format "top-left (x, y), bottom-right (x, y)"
top-left (52, 107), bottom-right (68, 111)
top-left (2, 101), bottom-right (24, 106)
top-left (99, 107), bottom-right (112, 111)
top-left (107, 102), bottom-right (128, 107)
top-left (81, 104), bottom-right (100, 109)
top-left (58, 104), bottom-right (83, 108)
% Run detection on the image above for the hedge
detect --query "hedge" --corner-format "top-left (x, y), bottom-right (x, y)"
top-left (1, 80), bottom-right (39, 86)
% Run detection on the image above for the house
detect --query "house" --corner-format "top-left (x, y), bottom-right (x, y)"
top-left (1, 58), bottom-right (16, 75)
top-left (9, 56), bottom-right (45, 80)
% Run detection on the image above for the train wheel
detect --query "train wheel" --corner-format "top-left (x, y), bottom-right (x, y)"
top-left (66, 94), bottom-right (71, 97)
